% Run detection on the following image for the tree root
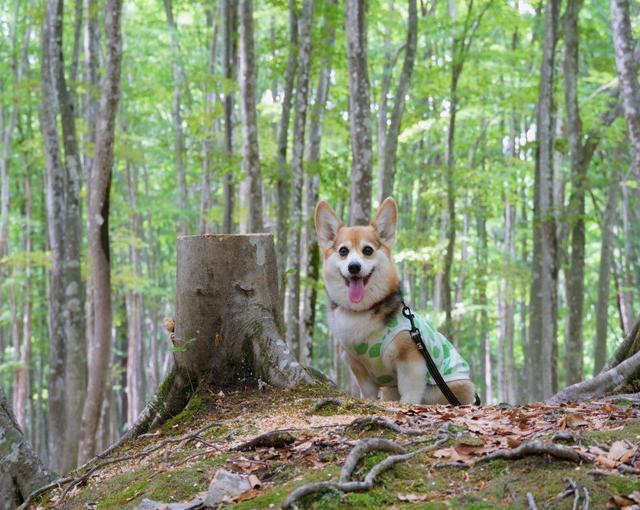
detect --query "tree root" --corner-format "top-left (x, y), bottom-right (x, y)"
top-left (281, 423), bottom-right (450, 509)
top-left (549, 317), bottom-right (640, 404)
top-left (308, 397), bottom-right (344, 414)
top-left (232, 430), bottom-right (297, 451)
top-left (475, 440), bottom-right (591, 465)
top-left (346, 416), bottom-right (424, 436)
top-left (57, 422), bottom-right (220, 501)
top-left (527, 492), bottom-right (538, 510)
top-left (339, 438), bottom-right (406, 482)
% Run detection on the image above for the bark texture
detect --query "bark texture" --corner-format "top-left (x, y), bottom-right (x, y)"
top-left (40, 0), bottom-right (86, 473)
top-left (563, 0), bottom-right (585, 385)
top-left (345, 0), bottom-right (373, 225)
top-left (528, 0), bottom-right (560, 401)
top-left (163, 0), bottom-right (189, 236)
top-left (378, 0), bottom-right (417, 201)
top-left (285, 0), bottom-right (313, 358)
top-left (0, 387), bottom-right (52, 510)
top-left (171, 235), bottom-right (316, 397)
top-left (610, 0), bottom-right (640, 183)
top-left (594, 177), bottom-right (619, 373)
top-left (275, 1), bottom-right (299, 307)
top-left (238, 0), bottom-right (264, 232)
top-left (223, 0), bottom-right (237, 233)
top-left (78, 0), bottom-right (123, 464)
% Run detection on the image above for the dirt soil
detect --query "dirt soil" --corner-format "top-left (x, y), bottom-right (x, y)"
top-left (34, 384), bottom-right (640, 509)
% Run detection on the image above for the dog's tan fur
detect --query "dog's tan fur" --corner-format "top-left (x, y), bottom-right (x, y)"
top-left (315, 198), bottom-right (475, 405)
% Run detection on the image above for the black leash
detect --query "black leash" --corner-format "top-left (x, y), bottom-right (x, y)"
top-left (401, 300), bottom-right (464, 406)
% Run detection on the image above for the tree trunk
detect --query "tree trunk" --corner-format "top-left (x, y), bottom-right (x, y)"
top-left (222, 0), bottom-right (237, 234)
top-left (12, 174), bottom-right (33, 432)
top-left (498, 199), bottom-right (516, 403)
top-left (528, 0), bottom-right (560, 401)
top-left (125, 161), bottom-right (145, 427)
top-left (345, 0), bottom-right (373, 225)
top-left (378, 0), bottom-right (417, 200)
top-left (78, 0), bottom-right (123, 464)
top-left (594, 175), bottom-right (619, 373)
top-left (40, 0), bottom-right (86, 473)
top-left (120, 235), bottom-right (319, 442)
top-left (200, 10), bottom-right (219, 235)
top-left (563, 0), bottom-right (585, 385)
top-left (0, 387), bottom-right (52, 510)
top-left (299, 9), bottom-right (336, 366)
top-left (610, 0), bottom-right (640, 183)
top-left (275, 0), bottom-right (298, 308)
top-left (285, 0), bottom-right (313, 359)
top-left (237, 0), bottom-right (264, 232)
top-left (163, 0), bottom-right (190, 236)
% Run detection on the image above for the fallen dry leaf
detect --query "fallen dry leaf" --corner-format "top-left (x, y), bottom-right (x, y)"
top-left (559, 412), bottom-right (589, 429)
top-left (397, 493), bottom-right (429, 502)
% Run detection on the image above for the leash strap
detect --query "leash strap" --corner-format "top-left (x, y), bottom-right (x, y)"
top-left (401, 301), bottom-right (462, 406)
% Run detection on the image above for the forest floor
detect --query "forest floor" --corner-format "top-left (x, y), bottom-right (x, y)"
top-left (35, 383), bottom-right (640, 510)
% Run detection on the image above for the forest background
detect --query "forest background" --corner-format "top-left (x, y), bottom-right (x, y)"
top-left (1, 0), bottom-right (639, 476)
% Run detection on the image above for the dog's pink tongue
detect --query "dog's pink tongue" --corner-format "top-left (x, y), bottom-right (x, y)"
top-left (348, 278), bottom-right (365, 303)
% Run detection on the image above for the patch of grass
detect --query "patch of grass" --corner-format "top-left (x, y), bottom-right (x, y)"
top-left (584, 419), bottom-right (640, 444)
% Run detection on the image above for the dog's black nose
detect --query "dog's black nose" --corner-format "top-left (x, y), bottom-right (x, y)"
top-left (348, 262), bottom-right (361, 275)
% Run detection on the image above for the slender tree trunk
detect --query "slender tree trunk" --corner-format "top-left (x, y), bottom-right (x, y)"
top-left (528, 0), bottom-right (560, 401)
top-left (563, 0), bottom-right (585, 385)
top-left (498, 199), bottom-right (516, 403)
top-left (276, 1), bottom-right (298, 307)
top-left (13, 174), bottom-right (33, 433)
top-left (477, 214), bottom-right (491, 402)
top-left (345, 0), bottom-right (373, 225)
top-left (163, 0), bottom-right (189, 236)
top-left (237, 0), bottom-right (264, 232)
top-left (125, 160), bottom-right (145, 426)
top-left (611, 0), bottom-right (640, 183)
top-left (594, 175), bottom-right (619, 373)
top-left (223, 0), bottom-right (237, 233)
top-left (78, 0), bottom-right (123, 464)
top-left (200, 11), bottom-right (219, 234)
top-left (300, 11), bottom-right (336, 366)
top-left (378, 0), bottom-right (418, 200)
top-left (285, 0), bottom-right (313, 359)
top-left (40, 0), bottom-right (86, 473)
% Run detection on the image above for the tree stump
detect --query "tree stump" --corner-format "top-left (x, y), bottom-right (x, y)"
top-left (126, 234), bottom-right (317, 437)
top-left (0, 387), bottom-right (52, 509)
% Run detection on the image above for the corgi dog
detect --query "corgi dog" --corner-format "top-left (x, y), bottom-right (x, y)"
top-left (315, 197), bottom-right (476, 405)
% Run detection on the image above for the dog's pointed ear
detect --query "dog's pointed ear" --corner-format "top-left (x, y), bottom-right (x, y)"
top-left (372, 197), bottom-right (397, 245)
top-left (315, 201), bottom-right (342, 249)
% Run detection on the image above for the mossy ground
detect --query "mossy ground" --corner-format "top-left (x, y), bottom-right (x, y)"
top-left (38, 386), bottom-right (640, 510)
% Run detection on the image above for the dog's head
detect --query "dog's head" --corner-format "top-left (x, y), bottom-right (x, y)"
top-left (315, 197), bottom-right (399, 311)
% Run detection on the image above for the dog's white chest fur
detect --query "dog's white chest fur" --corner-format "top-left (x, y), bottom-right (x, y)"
top-left (329, 308), bottom-right (383, 349)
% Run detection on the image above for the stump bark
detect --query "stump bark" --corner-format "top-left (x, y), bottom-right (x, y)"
top-left (127, 234), bottom-right (317, 436)
top-left (0, 387), bottom-right (52, 509)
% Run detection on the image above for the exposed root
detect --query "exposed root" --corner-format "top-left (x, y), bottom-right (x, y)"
top-left (59, 422), bottom-right (220, 501)
top-left (281, 423), bottom-right (450, 509)
top-left (527, 492), bottom-right (538, 510)
top-left (232, 430), bottom-right (296, 451)
top-left (339, 438), bottom-right (406, 482)
top-left (347, 416), bottom-right (424, 436)
top-left (475, 440), bottom-right (591, 465)
top-left (308, 397), bottom-right (343, 414)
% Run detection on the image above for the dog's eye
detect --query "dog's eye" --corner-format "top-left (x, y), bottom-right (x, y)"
top-left (338, 247), bottom-right (349, 257)
top-left (362, 246), bottom-right (374, 256)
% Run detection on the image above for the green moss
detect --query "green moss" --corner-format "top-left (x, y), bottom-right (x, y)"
top-left (584, 419), bottom-right (640, 444)
top-left (163, 392), bottom-right (208, 430)
top-left (610, 476), bottom-right (640, 494)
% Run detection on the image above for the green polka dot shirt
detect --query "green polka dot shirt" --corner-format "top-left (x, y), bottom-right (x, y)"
top-left (350, 312), bottom-right (471, 387)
